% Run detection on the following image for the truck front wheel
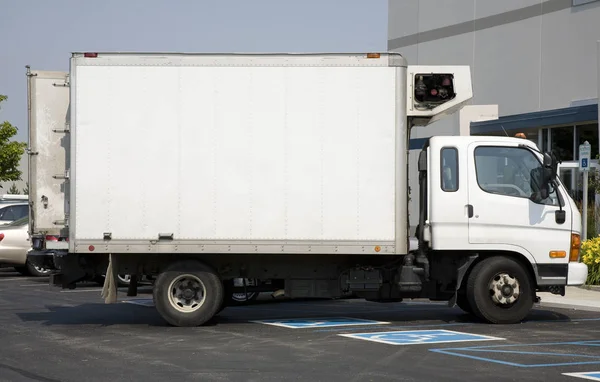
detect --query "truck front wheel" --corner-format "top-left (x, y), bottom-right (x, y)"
top-left (466, 256), bottom-right (533, 324)
top-left (153, 260), bottom-right (224, 327)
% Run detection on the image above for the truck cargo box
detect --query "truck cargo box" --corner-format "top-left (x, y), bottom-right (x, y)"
top-left (27, 69), bottom-right (70, 236)
top-left (69, 53), bottom-right (408, 254)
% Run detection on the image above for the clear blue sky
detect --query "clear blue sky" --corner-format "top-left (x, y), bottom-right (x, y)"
top-left (0, 0), bottom-right (388, 143)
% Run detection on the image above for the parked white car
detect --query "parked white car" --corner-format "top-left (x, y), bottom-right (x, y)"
top-left (0, 202), bottom-right (29, 225)
top-left (0, 216), bottom-right (50, 276)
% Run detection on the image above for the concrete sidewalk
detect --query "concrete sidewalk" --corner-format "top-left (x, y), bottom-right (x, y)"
top-left (537, 286), bottom-right (600, 312)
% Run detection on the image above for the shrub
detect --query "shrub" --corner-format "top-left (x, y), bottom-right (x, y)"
top-left (581, 236), bottom-right (600, 285)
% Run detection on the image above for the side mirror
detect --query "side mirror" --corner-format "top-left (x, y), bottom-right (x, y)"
top-left (543, 152), bottom-right (560, 178)
top-left (530, 167), bottom-right (552, 203)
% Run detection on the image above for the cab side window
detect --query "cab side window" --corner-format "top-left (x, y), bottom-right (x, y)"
top-left (441, 147), bottom-right (459, 192)
top-left (474, 146), bottom-right (560, 206)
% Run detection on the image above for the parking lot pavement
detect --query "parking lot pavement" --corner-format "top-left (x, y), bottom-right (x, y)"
top-left (2, 268), bottom-right (600, 382)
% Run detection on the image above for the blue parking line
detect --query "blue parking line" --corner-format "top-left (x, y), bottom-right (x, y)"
top-left (429, 340), bottom-right (600, 368)
top-left (314, 322), bottom-right (468, 333)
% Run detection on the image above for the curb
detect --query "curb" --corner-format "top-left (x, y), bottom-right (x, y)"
top-left (578, 285), bottom-right (600, 292)
top-left (536, 301), bottom-right (600, 313)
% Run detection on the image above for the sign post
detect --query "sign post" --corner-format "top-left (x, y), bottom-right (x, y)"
top-left (580, 141), bottom-right (591, 240)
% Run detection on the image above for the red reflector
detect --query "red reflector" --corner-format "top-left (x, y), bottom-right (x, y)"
top-left (84, 53), bottom-right (98, 58)
top-left (45, 235), bottom-right (58, 242)
top-left (0, 233), bottom-right (4, 241)
top-left (89, 245), bottom-right (95, 252)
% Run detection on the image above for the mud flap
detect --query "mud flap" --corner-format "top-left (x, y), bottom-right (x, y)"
top-left (100, 254), bottom-right (119, 304)
top-left (448, 255), bottom-right (478, 308)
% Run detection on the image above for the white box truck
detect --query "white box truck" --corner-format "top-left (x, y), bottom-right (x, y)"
top-left (26, 52), bottom-right (588, 327)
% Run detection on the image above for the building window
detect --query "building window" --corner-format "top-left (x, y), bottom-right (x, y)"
top-left (551, 126), bottom-right (574, 162)
top-left (575, 123), bottom-right (599, 160)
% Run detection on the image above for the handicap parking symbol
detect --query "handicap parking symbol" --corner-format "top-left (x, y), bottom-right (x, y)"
top-left (252, 317), bottom-right (389, 329)
top-left (339, 329), bottom-right (504, 346)
top-left (563, 372), bottom-right (600, 381)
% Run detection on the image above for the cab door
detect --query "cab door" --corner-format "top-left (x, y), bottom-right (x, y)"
top-left (466, 142), bottom-right (572, 264)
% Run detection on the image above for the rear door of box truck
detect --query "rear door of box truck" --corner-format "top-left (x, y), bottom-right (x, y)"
top-left (27, 69), bottom-right (70, 237)
top-left (69, 53), bottom-right (407, 255)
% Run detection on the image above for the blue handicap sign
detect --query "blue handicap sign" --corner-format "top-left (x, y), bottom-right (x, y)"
top-left (252, 317), bottom-right (389, 329)
top-left (339, 329), bottom-right (504, 346)
top-left (563, 372), bottom-right (600, 381)
top-left (582, 158), bottom-right (589, 168)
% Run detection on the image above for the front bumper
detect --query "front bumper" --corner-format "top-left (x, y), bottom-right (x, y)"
top-left (567, 262), bottom-right (589, 286)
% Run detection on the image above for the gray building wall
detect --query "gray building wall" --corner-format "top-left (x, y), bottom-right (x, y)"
top-left (389, 0), bottom-right (600, 234)
top-left (389, 0), bottom-right (600, 134)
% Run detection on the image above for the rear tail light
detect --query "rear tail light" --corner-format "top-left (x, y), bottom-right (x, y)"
top-left (0, 233), bottom-right (4, 242)
top-left (569, 233), bottom-right (581, 262)
top-left (45, 235), bottom-right (59, 242)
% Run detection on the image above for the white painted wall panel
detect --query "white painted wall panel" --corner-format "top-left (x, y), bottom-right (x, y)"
top-left (473, 17), bottom-right (542, 115)
top-left (417, 0), bottom-right (474, 31)
top-left (73, 64), bottom-right (397, 242)
top-left (387, 0), bottom-right (419, 44)
top-left (474, 0), bottom-right (541, 18)
top-left (416, 34), bottom-right (474, 67)
top-left (540, 6), bottom-right (600, 110)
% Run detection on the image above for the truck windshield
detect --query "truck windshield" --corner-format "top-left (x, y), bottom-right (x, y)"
top-left (474, 146), bottom-right (562, 206)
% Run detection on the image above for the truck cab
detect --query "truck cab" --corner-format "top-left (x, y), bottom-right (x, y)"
top-left (418, 135), bottom-right (587, 322)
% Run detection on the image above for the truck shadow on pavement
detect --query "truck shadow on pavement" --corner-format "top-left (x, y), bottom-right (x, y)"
top-left (15, 301), bottom-right (576, 328)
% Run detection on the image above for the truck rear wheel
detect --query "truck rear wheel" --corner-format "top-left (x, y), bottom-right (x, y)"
top-left (153, 260), bottom-right (224, 327)
top-left (466, 256), bottom-right (533, 324)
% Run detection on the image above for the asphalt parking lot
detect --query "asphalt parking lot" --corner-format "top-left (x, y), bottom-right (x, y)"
top-left (1, 268), bottom-right (600, 382)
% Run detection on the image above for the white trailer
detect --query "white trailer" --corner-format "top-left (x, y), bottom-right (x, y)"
top-left (27, 52), bottom-right (588, 327)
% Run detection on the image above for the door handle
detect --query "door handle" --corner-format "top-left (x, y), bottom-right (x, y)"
top-left (467, 204), bottom-right (474, 218)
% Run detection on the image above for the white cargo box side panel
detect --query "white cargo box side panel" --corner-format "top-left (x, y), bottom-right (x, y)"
top-left (28, 70), bottom-right (70, 235)
top-left (72, 55), bottom-right (398, 243)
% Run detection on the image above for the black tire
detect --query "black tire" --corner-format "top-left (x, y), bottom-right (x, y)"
top-left (466, 256), bottom-right (534, 324)
top-left (455, 292), bottom-right (473, 314)
top-left (153, 260), bottom-right (224, 327)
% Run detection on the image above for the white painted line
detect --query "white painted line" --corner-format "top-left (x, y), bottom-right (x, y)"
top-left (252, 317), bottom-right (390, 329)
top-left (339, 329), bottom-right (505, 346)
top-left (563, 372), bottom-right (600, 381)
top-left (0, 278), bottom-right (26, 282)
top-left (60, 289), bottom-right (100, 293)
top-left (19, 284), bottom-right (46, 287)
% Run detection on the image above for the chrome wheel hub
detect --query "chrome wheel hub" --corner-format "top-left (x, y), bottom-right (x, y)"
top-left (168, 275), bottom-right (206, 313)
top-left (489, 273), bottom-right (520, 306)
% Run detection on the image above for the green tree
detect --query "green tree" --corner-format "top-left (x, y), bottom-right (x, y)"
top-left (22, 181), bottom-right (29, 195)
top-left (7, 183), bottom-right (19, 194)
top-left (0, 95), bottom-right (27, 186)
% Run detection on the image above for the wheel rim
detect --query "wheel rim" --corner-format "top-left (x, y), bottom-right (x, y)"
top-left (231, 278), bottom-right (257, 302)
top-left (34, 265), bottom-right (51, 274)
top-left (118, 274), bottom-right (131, 284)
top-left (168, 274), bottom-right (207, 313)
top-left (489, 272), bottom-right (520, 307)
